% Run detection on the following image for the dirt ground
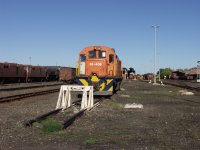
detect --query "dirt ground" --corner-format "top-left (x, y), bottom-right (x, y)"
top-left (0, 80), bottom-right (200, 150)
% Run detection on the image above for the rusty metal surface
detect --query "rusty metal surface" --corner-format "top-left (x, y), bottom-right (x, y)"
top-left (27, 66), bottom-right (47, 78)
top-left (0, 63), bottom-right (26, 78)
top-left (59, 67), bottom-right (76, 81)
top-left (0, 62), bottom-right (77, 83)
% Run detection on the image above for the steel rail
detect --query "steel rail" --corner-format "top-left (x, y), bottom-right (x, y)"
top-left (0, 83), bottom-right (63, 91)
top-left (62, 109), bottom-right (86, 129)
top-left (61, 96), bottom-right (107, 129)
top-left (0, 88), bottom-right (59, 103)
top-left (163, 80), bottom-right (200, 92)
top-left (24, 96), bottom-right (106, 129)
top-left (24, 100), bottom-right (82, 127)
top-left (24, 109), bottom-right (62, 127)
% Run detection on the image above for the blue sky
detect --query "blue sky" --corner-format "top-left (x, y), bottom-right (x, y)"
top-left (0, 0), bottom-right (200, 74)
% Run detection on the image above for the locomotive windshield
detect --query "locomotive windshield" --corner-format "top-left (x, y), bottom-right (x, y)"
top-left (89, 51), bottom-right (96, 58)
top-left (99, 51), bottom-right (106, 58)
top-left (88, 50), bottom-right (106, 59)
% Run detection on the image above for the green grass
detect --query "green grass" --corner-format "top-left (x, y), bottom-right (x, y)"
top-left (16, 121), bottom-right (23, 128)
top-left (104, 129), bottom-right (121, 136)
top-left (108, 101), bottom-right (122, 110)
top-left (84, 137), bottom-right (98, 145)
top-left (41, 120), bottom-right (62, 133)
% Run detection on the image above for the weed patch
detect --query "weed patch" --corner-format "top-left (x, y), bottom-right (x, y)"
top-left (84, 137), bottom-right (98, 145)
top-left (41, 120), bottom-right (62, 133)
top-left (108, 101), bottom-right (122, 110)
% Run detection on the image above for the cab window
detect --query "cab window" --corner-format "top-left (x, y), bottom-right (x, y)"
top-left (109, 54), bottom-right (114, 63)
top-left (99, 51), bottom-right (106, 58)
top-left (89, 51), bottom-right (96, 58)
top-left (80, 54), bottom-right (86, 61)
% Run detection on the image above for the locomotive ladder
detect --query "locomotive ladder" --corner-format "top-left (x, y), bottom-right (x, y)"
top-left (56, 85), bottom-right (94, 110)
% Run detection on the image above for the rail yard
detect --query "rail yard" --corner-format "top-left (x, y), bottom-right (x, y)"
top-left (1, 0), bottom-right (200, 149)
top-left (1, 46), bottom-right (200, 150)
top-left (0, 79), bottom-right (200, 150)
top-left (0, 82), bottom-right (63, 102)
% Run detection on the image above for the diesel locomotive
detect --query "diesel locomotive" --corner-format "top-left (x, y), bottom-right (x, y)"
top-left (76, 46), bottom-right (122, 95)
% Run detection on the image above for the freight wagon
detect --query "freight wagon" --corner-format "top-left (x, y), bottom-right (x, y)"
top-left (0, 63), bottom-right (26, 83)
top-left (46, 66), bottom-right (60, 81)
top-left (0, 62), bottom-right (77, 84)
top-left (25, 65), bottom-right (47, 82)
top-left (59, 67), bottom-right (76, 83)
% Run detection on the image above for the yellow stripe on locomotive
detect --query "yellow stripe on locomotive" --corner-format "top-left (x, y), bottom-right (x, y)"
top-left (76, 74), bottom-right (115, 95)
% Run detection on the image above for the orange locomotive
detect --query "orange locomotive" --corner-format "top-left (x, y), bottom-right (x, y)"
top-left (76, 46), bottom-right (122, 95)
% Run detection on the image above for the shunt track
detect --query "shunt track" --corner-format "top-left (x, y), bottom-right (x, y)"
top-left (0, 88), bottom-right (60, 103)
top-left (24, 97), bottom-right (105, 129)
top-left (162, 80), bottom-right (200, 92)
top-left (0, 82), bottom-right (65, 103)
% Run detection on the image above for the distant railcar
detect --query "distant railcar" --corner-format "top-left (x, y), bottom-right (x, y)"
top-left (0, 62), bottom-right (26, 83)
top-left (128, 67), bottom-right (135, 79)
top-left (170, 71), bottom-right (186, 80)
top-left (0, 62), bottom-right (76, 83)
top-left (46, 66), bottom-right (60, 81)
top-left (76, 46), bottom-right (122, 95)
top-left (0, 62), bottom-right (48, 83)
top-left (59, 67), bottom-right (76, 82)
top-left (26, 66), bottom-right (47, 82)
top-left (143, 73), bottom-right (154, 81)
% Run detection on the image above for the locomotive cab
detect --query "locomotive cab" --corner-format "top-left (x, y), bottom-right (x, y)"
top-left (76, 46), bottom-right (122, 95)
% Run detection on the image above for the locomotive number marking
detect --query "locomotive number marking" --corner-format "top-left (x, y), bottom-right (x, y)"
top-left (89, 62), bottom-right (102, 66)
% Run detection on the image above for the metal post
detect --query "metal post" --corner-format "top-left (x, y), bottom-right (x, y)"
top-left (159, 68), bottom-right (161, 81)
top-left (157, 53), bottom-right (161, 81)
top-left (197, 61), bottom-right (200, 83)
top-left (152, 25), bottom-right (160, 84)
top-left (29, 57), bottom-right (32, 65)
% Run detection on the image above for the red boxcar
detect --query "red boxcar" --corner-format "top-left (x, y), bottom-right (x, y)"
top-left (59, 67), bottom-right (76, 82)
top-left (26, 66), bottom-right (47, 82)
top-left (0, 62), bottom-right (47, 83)
top-left (0, 62), bottom-right (26, 83)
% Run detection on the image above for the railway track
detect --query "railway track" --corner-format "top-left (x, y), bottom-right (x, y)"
top-left (25, 108), bottom-right (86, 129)
top-left (0, 88), bottom-right (60, 103)
top-left (24, 97), bottom-right (106, 129)
top-left (0, 83), bottom-right (63, 91)
top-left (162, 80), bottom-right (200, 92)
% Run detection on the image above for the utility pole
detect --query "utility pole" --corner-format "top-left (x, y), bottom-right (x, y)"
top-left (197, 61), bottom-right (200, 83)
top-left (151, 25), bottom-right (160, 84)
top-left (29, 57), bottom-right (32, 65)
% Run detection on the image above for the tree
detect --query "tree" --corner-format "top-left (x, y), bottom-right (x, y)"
top-left (158, 68), bottom-right (173, 79)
